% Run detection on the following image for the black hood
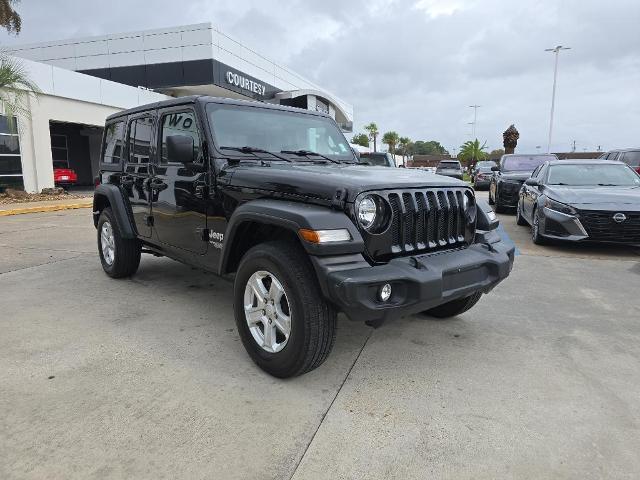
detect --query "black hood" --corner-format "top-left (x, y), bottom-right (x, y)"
top-left (543, 185), bottom-right (640, 211)
top-left (226, 162), bottom-right (469, 203)
top-left (499, 171), bottom-right (533, 182)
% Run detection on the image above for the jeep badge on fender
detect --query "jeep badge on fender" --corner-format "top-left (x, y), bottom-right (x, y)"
top-left (93, 96), bottom-right (515, 378)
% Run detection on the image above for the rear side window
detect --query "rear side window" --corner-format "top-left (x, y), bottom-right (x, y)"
top-left (620, 151), bottom-right (640, 167)
top-left (127, 116), bottom-right (153, 165)
top-left (102, 121), bottom-right (125, 164)
top-left (159, 111), bottom-right (201, 164)
top-left (606, 152), bottom-right (618, 161)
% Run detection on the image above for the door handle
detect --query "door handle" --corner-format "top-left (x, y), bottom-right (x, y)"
top-left (149, 178), bottom-right (168, 191)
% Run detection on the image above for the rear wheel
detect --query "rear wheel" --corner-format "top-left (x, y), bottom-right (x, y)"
top-left (494, 188), bottom-right (506, 213)
top-left (234, 241), bottom-right (336, 378)
top-left (424, 292), bottom-right (483, 318)
top-left (97, 207), bottom-right (141, 278)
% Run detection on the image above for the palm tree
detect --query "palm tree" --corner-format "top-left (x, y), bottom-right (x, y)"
top-left (399, 136), bottom-right (412, 164)
top-left (0, 0), bottom-right (21, 34)
top-left (382, 131), bottom-right (400, 156)
top-left (364, 122), bottom-right (379, 152)
top-left (458, 139), bottom-right (488, 168)
top-left (0, 52), bottom-right (41, 131)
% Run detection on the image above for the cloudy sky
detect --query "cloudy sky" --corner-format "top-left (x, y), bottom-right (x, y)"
top-left (2, 0), bottom-right (638, 153)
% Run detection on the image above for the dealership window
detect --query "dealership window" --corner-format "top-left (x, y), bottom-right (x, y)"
top-left (102, 121), bottom-right (125, 164)
top-left (159, 111), bottom-right (201, 164)
top-left (0, 115), bottom-right (24, 191)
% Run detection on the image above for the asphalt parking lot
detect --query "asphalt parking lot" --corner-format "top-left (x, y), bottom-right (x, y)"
top-left (1, 200), bottom-right (640, 479)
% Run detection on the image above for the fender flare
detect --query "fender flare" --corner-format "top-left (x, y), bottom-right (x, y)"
top-left (93, 184), bottom-right (137, 239)
top-left (219, 199), bottom-right (364, 274)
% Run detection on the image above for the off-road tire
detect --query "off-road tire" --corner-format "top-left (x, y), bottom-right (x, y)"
top-left (516, 201), bottom-right (528, 226)
top-left (424, 291), bottom-right (483, 318)
top-left (97, 207), bottom-right (141, 278)
top-left (234, 240), bottom-right (336, 378)
top-left (494, 189), bottom-right (506, 213)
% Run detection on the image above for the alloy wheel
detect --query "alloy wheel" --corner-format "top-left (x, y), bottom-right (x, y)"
top-left (243, 270), bottom-right (291, 353)
top-left (100, 221), bottom-right (115, 266)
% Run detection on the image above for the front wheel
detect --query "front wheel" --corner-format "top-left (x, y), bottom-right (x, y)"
top-left (516, 201), bottom-right (528, 226)
top-left (234, 241), bottom-right (336, 378)
top-left (531, 207), bottom-right (546, 245)
top-left (488, 185), bottom-right (495, 205)
top-left (423, 292), bottom-right (483, 318)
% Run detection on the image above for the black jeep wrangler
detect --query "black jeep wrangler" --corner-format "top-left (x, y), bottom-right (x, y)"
top-left (93, 96), bottom-right (514, 378)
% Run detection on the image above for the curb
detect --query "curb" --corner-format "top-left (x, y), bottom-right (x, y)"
top-left (0, 202), bottom-right (92, 217)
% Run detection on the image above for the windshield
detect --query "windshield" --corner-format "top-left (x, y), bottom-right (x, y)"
top-left (503, 155), bottom-right (555, 171)
top-left (621, 151), bottom-right (640, 167)
top-left (476, 161), bottom-right (496, 170)
top-left (207, 104), bottom-right (355, 162)
top-left (438, 161), bottom-right (460, 169)
top-left (547, 164), bottom-right (640, 186)
top-left (360, 153), bottom-right (394, 167)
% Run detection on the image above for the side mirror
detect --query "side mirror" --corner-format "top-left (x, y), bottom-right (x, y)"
top-left (167, 135), bottom-right (194, 164)
top-left (490, 166), bottom-right (500, 172)
top-left (525, 178), bottom-right (539, 186)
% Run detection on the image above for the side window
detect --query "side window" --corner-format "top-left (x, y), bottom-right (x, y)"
top-left (536, 164), bottom-right (548, 181)
top-left (102, 121), bottom-right (125, 164)
top-left (159, 111), bottom-right (201, 164)
top-left (128, 116), bottom-right (153, 165)
top-left (607, 152), bottom-right (617, 161)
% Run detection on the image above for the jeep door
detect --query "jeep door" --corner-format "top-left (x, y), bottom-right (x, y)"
top-left (150, 107), bottom-right (208, 254)
top-left (123, 114), bottom-right (155, 238)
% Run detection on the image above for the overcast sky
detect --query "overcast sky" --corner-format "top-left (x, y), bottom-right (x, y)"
top-left (2, 0), bottom-right (638, 153)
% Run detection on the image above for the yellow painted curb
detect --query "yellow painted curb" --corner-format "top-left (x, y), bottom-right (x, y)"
top-left (0, 203), bottom-right (92, 217)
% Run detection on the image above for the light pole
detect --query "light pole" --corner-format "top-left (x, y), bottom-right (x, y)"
top-left (469, 105), bottom-right (481, 139)
top-left (545, 45), bottom-right (570, 153)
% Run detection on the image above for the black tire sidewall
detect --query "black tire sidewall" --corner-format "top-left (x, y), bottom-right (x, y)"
top-left (97, 209), bottom-right (118, 275)
top-left (233, 245), bottom-right (312, 376)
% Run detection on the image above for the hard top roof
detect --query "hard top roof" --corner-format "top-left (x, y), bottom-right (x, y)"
top-left (106, 95), bottom-right (333, 122)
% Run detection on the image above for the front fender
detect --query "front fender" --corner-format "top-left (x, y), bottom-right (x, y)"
top-left (220, 199), bottom-right (364, 273)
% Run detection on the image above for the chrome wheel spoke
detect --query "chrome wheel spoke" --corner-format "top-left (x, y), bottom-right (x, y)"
top-left (100, 222), bottom-right (115, 266)
top-left (243, 270), bottom-right (291, 353)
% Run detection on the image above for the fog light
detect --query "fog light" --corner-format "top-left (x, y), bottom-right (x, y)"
top-left (379, 283), bottom-right (392, 302)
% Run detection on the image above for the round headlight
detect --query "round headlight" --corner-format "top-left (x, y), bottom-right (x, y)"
top-left (357, 195), bottom-right (377, 229)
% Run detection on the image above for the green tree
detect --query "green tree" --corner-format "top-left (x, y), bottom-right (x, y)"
top-left (458, 139), bottom-right (488, 167)
top-left (0, 0), bottom-right (21, 34)
top-left (399, 136), bottom-right (412, 163)
top-left (0, 52), bottom-right (41, 130)
top-left (351, 133), bottom-right (369, 148)
top-left (382, 131), bottom-right (400, 155)
top-left (411, 140), bottom-right (449, 155)
top-left (364, 122), bottom-right (379, 152)
top-left (489, 148), bottom-right (504, 157)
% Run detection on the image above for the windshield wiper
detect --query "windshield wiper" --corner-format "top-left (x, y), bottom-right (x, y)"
top-left (219, 146), bottom-right (291, 162)
top-left (597, 183), bottom-right (619, 186)
top-left (280, 149), bottom-right (340, 164)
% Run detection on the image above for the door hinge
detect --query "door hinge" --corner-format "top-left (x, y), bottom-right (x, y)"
top-left (145, 215), bottom-right (154, 227)
top-left (201, 228), bottom-right (210, 242)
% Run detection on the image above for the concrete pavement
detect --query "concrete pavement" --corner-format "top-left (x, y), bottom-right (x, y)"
top-left (1, 208), bottom-right (639, 479)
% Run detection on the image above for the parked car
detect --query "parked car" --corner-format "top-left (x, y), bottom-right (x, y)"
top-left (600, 148), bottom-right (640, 174)
top-left (489, 153), bottom-right (557, 213)
top-left (435, 160), bottom-right (463, 180)
top-left (359, 152), bottom-right (396, 167)
top-left (472, 160), bottom-right (497, 189)
top-left (53, 161), bottom-right (78, 189)
top-left (93, 96), bottom-right (515, 378)
top-left (516, 159), bottom-right (640, 245)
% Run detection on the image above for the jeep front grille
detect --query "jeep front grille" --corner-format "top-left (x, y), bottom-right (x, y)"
top-left (377, 188), bottom-right (474, 258)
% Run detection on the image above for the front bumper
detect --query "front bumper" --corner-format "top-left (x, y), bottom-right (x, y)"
top-left (497, 182), bottom-right (523, 206)
top-left (540, 208), bottom-right (640, 245)
top-left (312, 234), bottom-right (515, 323)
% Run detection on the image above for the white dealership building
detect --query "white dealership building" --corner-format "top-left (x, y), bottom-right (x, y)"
top-left (2, 23), bottom-right (353, 192)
